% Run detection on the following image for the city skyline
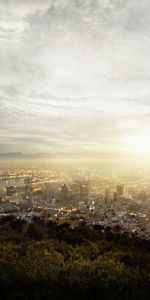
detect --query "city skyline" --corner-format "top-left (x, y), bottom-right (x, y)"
top-left (1, 0), bottom-right (150, 160)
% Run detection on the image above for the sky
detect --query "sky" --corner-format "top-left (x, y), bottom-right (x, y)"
top-left (1, 0), bottom-right (150, 160)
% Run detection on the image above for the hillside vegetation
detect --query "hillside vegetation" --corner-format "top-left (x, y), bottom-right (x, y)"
top-left (0, 216), bottom-right (150, 300)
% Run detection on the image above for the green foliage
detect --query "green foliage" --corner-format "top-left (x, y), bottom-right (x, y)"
top-left (0, 217), bottom-right (150, 299)
top-left (27, 223), bottom-right (45, 240)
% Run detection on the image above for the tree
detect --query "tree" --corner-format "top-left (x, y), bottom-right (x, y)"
top-left (27, 223), bottom-right (45, 240)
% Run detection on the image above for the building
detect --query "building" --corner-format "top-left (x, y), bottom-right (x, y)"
top-left (61, 184), bottom-right (68, 205)
top-left (6, 186), bottom-right (16, 197)
top-left (117, 184), bottom-right (128, 196)
top-left (104, 189), bottom-right (110, 205)
top-left (113, 192), bottom-right (118, 202)
top-left (80, 184), bottom-right (88, 200)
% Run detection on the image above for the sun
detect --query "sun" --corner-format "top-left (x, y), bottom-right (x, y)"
top-left (121, 132), bottom-right (150, 154)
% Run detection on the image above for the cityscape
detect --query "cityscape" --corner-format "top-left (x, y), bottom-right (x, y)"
top-left (1, 165), bottom-right (150, 240)
top-left (1, 0), bottom-right (150, 299)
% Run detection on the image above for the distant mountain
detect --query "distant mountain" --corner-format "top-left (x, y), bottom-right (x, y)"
top-left (0, 152), bottom-right (48, 159)
top-left (0, 152), bottom-right (24, 158)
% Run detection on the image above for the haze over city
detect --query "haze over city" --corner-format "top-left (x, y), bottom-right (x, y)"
top-left (1, 0), bottom-right (150, 165)
top-left (2, 2), bottom-right (150, 300)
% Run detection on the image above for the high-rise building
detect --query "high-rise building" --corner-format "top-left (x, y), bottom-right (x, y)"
top-left (113, 192), bottom-right (118, 202)
top-left (105, 189), bottom-right (110, 205)
top-left (117, 184), bottom-right (128, 196)
top-left (80, 184), bottom-right (88, 199)
top-left (61, 184), bottom-right (68, 204)
top-left (139, 190), bottom-right (147, 201)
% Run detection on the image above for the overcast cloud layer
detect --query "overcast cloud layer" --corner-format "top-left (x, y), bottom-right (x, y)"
top-left (0, 0), bottom-right (150, 156)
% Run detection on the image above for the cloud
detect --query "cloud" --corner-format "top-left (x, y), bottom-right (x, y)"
top-left (0, 0), bottom-right (51, 42)
top-left (0, 0), bottom-right (150, 155)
